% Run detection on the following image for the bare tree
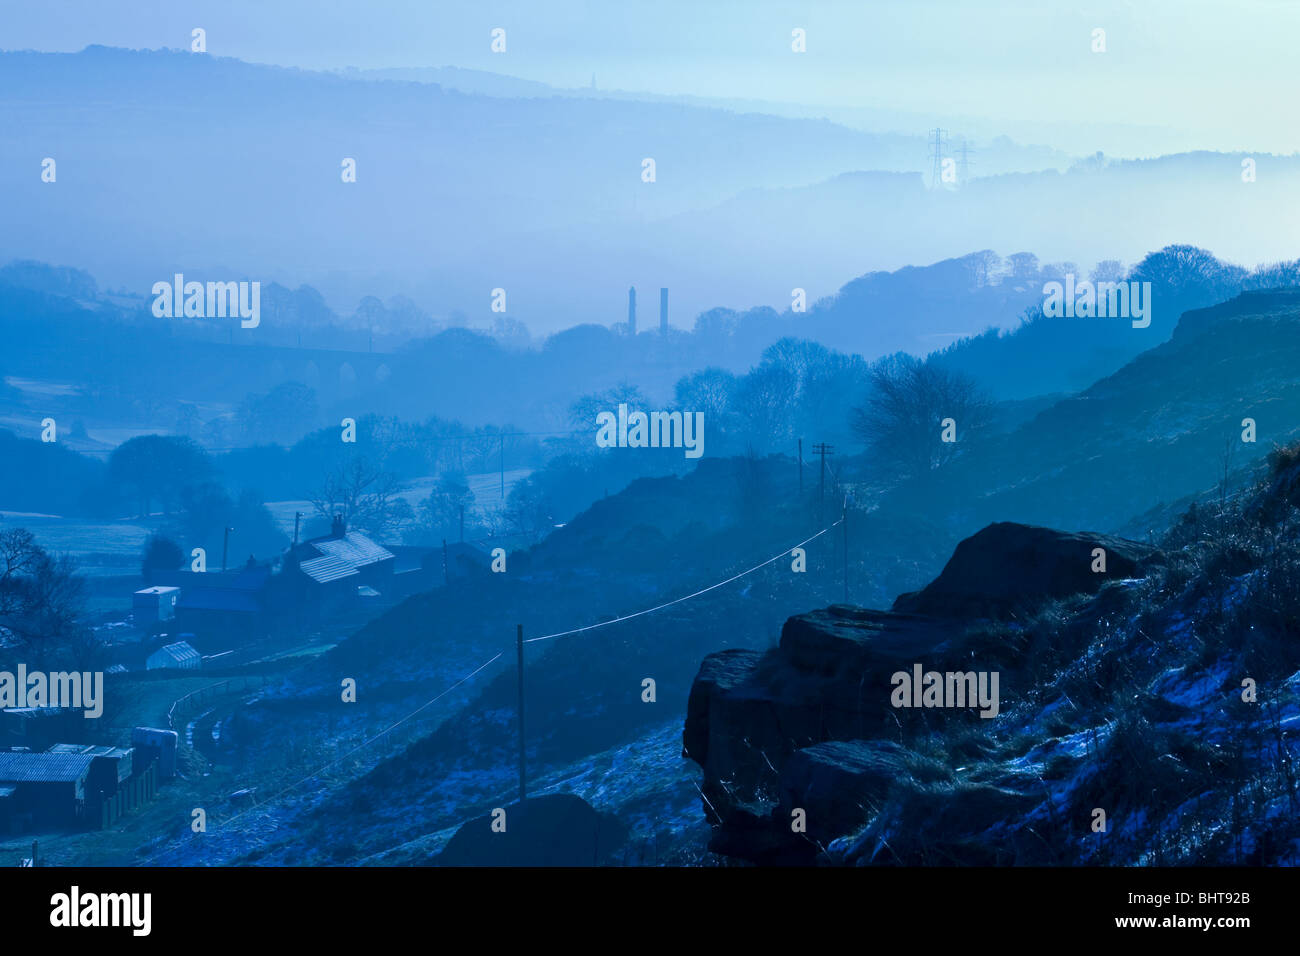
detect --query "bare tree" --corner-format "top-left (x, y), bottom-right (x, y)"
top-left (0, 529), bottom-right (86, 666)
top-left (851, 354), bottom-right (992, 480)
top-left (736, 361), bottom-right (798, 447)
top-left (1090, 259), bottom-right (1127, 283)
top-left (569, 383), bottom-right (647, 432)
top-left (310, 455), bottom-right (412, 539)
top-left (674, 367), bottom-right (736, 421)
top-left (108, 434), bottom-right (213, 517)
top-left (410, 475), bottom-right (478, 544)
top-left (1006, 252), bottom-right (1040, 280)
top-left (967, 249), bottom-right (1002, 287)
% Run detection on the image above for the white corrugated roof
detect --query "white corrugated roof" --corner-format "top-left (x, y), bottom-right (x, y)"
top-left (299, 554), bottom-right (361, 584)
top-left (0, 751), bottom-right (95, 783)
top-left (152, 641), bottom-right (200, 664)
top-left (296, 531), bottom-right (393, 583)
top-left (311, 532), bottom-right (394, 568)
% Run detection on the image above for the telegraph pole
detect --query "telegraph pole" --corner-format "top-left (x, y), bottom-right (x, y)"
top-left (813, 442), bottom-right (834, 518)
top-left (221, 526), bottom-right (234, 572)
top-left (293, 511), bottom-right (303, 548)
top-left (842, 497), bottom-right (849, 603)
top-left (516, 624), bottom-right (526, 803)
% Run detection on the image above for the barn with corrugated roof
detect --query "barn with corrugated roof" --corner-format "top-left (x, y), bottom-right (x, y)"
top-left (0, 751), bottom-right (95, 827)
top-left (283, 515), bottom-right (395, 610)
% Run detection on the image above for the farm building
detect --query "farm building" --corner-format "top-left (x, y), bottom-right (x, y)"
top-left (0, 744), bottom-right (158, 833)
top-left (282, 515), bottom-right (395, 610)
top-left (46, 743), bottom-right (134, 803)
top-left (146, 641), bottom-right (201, 671)
top-left (46, 743), bottom-right (156, 830)
top-left (382, 542), bottom-right (490, 595)
top-left (0, 751), bottom-right (95, 828)
top-left (131, 727), bottom-right (178, 780)
top-left (150, 565), bottom-right (273, 638)
top-left (132, 585), bottom-right (179, 625)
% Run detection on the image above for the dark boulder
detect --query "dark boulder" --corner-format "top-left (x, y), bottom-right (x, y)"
top-left (892, 521), bottom-right (1156, 618)
top-left (684, 519), bottom-right (1160, 864)
top-left (702, 740), bottom-right (955, 865)
top-left (707, 806), bottom-right (816, 866)
top-left (777, 740), bottom-right (947, 847)
top-left (683, 606), bottom-right (974, 836)
top-left (436, 793), bottom-right (627, 866)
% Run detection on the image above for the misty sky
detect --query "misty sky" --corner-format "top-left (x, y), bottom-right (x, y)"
top-left (5, 0), bottom-right (1300, 156)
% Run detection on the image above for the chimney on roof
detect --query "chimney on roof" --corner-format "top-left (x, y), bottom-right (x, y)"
top-left (331, 514), bottom-right (346, 538)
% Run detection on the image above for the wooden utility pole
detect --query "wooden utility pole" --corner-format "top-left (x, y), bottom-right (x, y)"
top-left (842, 497), bottom-right (849, 603)
top-left (293, 511), bottom-right (303, 547)
top-left (516, 624), bottom-right (526, 803)
top-left (221, 526), bottom-right (234, 572)
top-left (813, 443), bottom-right (834, 518)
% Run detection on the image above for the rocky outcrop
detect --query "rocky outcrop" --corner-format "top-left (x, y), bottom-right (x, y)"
top-left (892, 522), bottom-right (1157, 618)
top-left (683, 521), bottom-right (1157, 865)
top-left (683, 606), bottom-right (977, 810)
top-left (683, 605), bottom-right (989, 861)
top-left (776, 741), bottom-right (946, 846)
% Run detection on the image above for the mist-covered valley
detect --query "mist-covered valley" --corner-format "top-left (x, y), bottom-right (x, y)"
top-left (2, 12), bottom-right (1299, 880)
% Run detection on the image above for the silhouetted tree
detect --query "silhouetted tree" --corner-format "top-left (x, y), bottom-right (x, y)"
top-left (310, 456), bottom-right (411, 539)
top-left (1090, 259), bottom-right (1126, 283)
top-left (171, 483), bottom-right (287, 560)
top-left (108, 434), bottom-right (213, 517)
top-left (411, 474), bottom-right (478, 544)
top-left (735, 361), bottom-right (797, 448)
top-left (569, 383), bottom-right (647, 434)
top-left (141, 533), bottom-right (184, 583)
top-left (851, 354), bottom-right (992, 480)
top-left (674, 367), bottom-right (737, 420)
top-left (0, 529), bottom-right (85, 666)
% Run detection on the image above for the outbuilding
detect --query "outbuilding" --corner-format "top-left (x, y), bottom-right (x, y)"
top-left (146, 641), bottom-right (201, 671)
top-left (132, 586), bottom-right (180, 625)
top-left (0, 751), bottom-right (95, 828)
